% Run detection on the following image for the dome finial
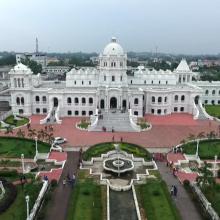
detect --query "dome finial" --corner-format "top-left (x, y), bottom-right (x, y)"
top-left (111, 37), bottom-right (117, 42)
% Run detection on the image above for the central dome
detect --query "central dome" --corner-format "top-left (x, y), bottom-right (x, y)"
top-left (103, 37), bottom-right (124, 56)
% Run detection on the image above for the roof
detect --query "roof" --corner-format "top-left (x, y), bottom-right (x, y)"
top-left (103, 37), bottom-right (124, 56)
top-left (9, 63), bottom-right (33, 75)
top-left (176, 59), bottom-right (191, 72)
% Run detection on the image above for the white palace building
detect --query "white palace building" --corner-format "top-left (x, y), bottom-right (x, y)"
top-left (7, 37), bottom-right (220, 131)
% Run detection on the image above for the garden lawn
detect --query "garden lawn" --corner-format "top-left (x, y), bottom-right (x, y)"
top-left (67, 171), bottom-right (106, 220)
top-left (205, 105), bottom-right (220, 119)
top-left (0, 137), bottom-right (50, 158)
top-left (83, 142), bottom-right (151, 161)
top-left (203, 184), bottom-right (220, 216)
top-left (136, 179), bottom-right (181, 220)
top-left (4, 115), bottom-right (29, 127)
top-left (0, 182), bottom-right (42, 220)
top-left (183, 139), bottom-right (220, 159)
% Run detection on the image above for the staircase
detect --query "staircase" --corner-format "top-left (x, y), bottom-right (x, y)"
top-left (196, 103), bottom-right (208, 120)
top-left (91, 110), bottom-right (137, 132)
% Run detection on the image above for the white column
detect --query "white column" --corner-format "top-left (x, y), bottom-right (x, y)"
top-left (196, 139), bottom-right (199, 158)
top-left (214, 155), bottom-right (218, 177)
top-left (35, 136), bottom-right (38, 157)
top-left (25, 195), bottom-right (30, 220)
top-left (21, 154), bottom-right (25, 174)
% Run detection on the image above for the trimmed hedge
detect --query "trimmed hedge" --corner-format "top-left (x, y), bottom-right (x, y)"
top-left (0, 178), bottom-right (17, 214)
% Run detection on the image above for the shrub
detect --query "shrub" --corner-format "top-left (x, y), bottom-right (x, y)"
top-left (183, 179), bottom-right (190, 188)
top-left (0, 169), bottom-right (18, 178)
top-left (50, 179), bottom-right (58, 188)
top-left (152, 190), bottom-right (160, 196)
top-left (217, 169), bottom-right (220, 178)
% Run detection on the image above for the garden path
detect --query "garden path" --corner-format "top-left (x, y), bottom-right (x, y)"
top-left (45, 151), bottom-right (80, 220)
top-left (157, 162), bottom-right (202, 220)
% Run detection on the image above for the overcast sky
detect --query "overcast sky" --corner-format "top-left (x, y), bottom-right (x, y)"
top-left (0, 0), bottom-right (220, 54)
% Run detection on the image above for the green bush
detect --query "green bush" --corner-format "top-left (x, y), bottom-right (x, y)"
top-left (0, 170), bottom-right (18, 178)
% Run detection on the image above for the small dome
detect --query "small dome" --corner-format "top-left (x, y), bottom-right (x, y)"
top-left (176, 59), bottom-right (190, 72)
top-left (103, 37), bottom-right (124, 56)
top-left (14, 63), bottom-right (29, 71)
top-left (9, 63), bottom-right (32, 75)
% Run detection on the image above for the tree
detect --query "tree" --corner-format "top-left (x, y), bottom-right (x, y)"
top-left (21, 58), bottom-right (42, 74)
top-left (197, 132), bottom-right (205, 139)
top-left (16, 129), bottom-right (25, 138)
top-left (187, 133), bottom-right (196, 141)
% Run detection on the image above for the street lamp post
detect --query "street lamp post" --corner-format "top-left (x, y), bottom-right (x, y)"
top-left (25, 195), bottom-right (30, 220)
top-left (35, 136), bottom-right (38, 157)
top-left (214, 155), bottom-right (218, 177)
top-left (196, 139), bottom-right (199, 158)
top-left (21, 154), bottom-right (25, 174)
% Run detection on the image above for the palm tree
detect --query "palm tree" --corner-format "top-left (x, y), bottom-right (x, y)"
top-left (16, 129), bottom-right (25, 138)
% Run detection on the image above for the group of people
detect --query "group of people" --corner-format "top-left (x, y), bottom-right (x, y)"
top-left (170, 185), bottom-right (178, 197)
top-left (63, 173), bottom-right (76, 188)
top-left (112, 136), bottom-right (123, 142)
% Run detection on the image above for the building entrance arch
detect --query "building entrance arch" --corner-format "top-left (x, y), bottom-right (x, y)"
top-left (194, 95), bottom-right (199, 105)
top-left (100, 99), bottom-right (105, 109)
top-left (53, 97), bottom-right (59, 107)
top-left (122, 100), bottom-right (127, 109)
top-left (110, 97), bottom-right (117, 109)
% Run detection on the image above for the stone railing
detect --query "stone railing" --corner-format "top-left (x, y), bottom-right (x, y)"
top-left (55, 105), bottom-right (62, 124)
top-left (192, 100), bottom-right (199, 120)
top-left (88, 108), bottom-right (99, 131)
top-left (40, 106), bottom-right (53, 124)
top-left (28, 180), bottom-right (49, 220)
top-left (191, 182), bottom-right (219, 220)
top-left (128, 109), bottom-right (141, 132)
top-left (132, 185), bottom-right (141, 220)
top-left (0, 110), bottom-right (12, 121)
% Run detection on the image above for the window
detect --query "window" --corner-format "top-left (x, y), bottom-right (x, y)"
top-left (151, 109), bottom-right (155, 114)
top-left (144, 80), bottom-right (146, 84)
top-left (120, 76), bottom-right (122, 81)
top-left (174, 95), bottom-right (178, 102)
top-left (181, 95), bottom-right (185, 102)
top-left (82, 111), bottom-right (86, 116)
top-left (74, 81), bottom-right (76, 85)
top-left (21, 97), bottom-right (24, 105)
top-left (67, 97), bottom-right (72, 104)
top-left (89, 97), bottom-right (93, 104)
top-left (19, 109), bottom-right (24, 114)
top-left (104, 76), bottom-right (106, 81)
top-left (82, 81), bottom-right (84, 85)
top-left (205, 100), bottom-right (208, 104)
top-left (212, 90), bottom-right (216, 95)
top-left (131, 80), bottom-right (133, 84)
top-left (174, 107), bottom-right (178, 112)
top-left (18, 78), bottom-right (21, 87)
top-left (43, 108), bottom-right (47, 113)
top-left (89, 111), bottom-right (93, 115)
top-left (35, 96), bottom-right (40, 102)
top-left (134, 111), bottom-right (138, 116)
top-left (212, 100), bottom-right (215, 105)
top-left (111, 62), bottom-right (114, 67)
top-left (218, 100), bottom-right (220, 104)
top-left (14, 78), bottom-right (17, 87)
top-left (82, 97), bottom-right (86, 105)
top-left (74, 97), bottom-right (79, 104)
top-left (151, 80), bottom-right (153, 84)
top-left (219, 90), bottom-right (220, 95)
top-left (21, 78), bottom-right (24, 87)
top-left (159, 80), bottom-right (161, 84)
top-left (42, 96), bottom-right (47, 103)
top-left (112, 76), bottom-right (115, 82)
top-left (158, 97), bottom-right (162, 103)
top-left (89, 81), bottom-right (91, 85)
top-left (134, 98), bottom-right (139, 105)
top-left (157, 109), bottom-right (161, 114)
top-left (16, 97), bottom-right (20, 105)
top-left (166, 81), bottom-right (168, 85)
top-left (205, 90), bottom-right (209, 95)
top-left (164, 109), bottom-right (167, 114)
top-left (164, 97), bottom-right (167, 103)
top-left (152, 96), bottom-right (155, 103)
top-left (36, 108), bottom-right (40, 114)
top-left (180, 107), bottom-right (184, 112)
top-left (75, 111), bottom-right (79, 116)
top-left (120, 62), bottom-right (123, 67)
top-left (67, 110), bottom-right (72, 115)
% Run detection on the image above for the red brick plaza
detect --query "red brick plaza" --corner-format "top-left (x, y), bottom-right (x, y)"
top-left (0, 113), bottom-right (219, 150)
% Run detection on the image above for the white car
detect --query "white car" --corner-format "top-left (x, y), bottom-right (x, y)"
top-left (53, 137), bottom-right (67, 144)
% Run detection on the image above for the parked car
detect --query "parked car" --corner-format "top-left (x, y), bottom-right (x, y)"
top-left (53, 137), bottom-right (67, 144)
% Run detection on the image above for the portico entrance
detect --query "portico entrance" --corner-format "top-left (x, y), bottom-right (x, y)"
top-left (53, 97), bottom-right (58, 107)
top-left (110, 97), bottom-right (117, 109)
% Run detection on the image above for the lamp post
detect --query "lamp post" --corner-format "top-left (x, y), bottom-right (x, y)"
top-left (35, 136), bottom-right (38, 157)
top-left (214, 155), bottom-right (218, 177)
top-left (196, 139), bottom-right (199, 158)
top-left (25, 195), bottom-right (30, 220)
top-left (21, 154), bottom-right (25, 174)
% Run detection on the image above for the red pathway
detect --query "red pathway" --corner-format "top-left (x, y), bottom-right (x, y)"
top-left (0, 113), bottom-right (219, 149)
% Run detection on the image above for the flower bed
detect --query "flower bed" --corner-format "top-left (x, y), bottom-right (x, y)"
top-left (76, 119), bottom-right (91, 130)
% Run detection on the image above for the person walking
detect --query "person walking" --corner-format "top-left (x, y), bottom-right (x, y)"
top-left (170, 185), bottom-right (174, 196)
top-left (174, 185), bottom-right (178, 197)
top-left (63, 178), bottom-right (66, 187)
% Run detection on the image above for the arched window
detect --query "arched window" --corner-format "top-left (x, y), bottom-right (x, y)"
top-left (18, 78), bottom-right (21, 87)
top-left (35, 96), bottom-right (40, 102)
top-left (89, 97), bottom-right (93, 104)
top-left (112, 76), bottom-right (115, 82)
top-left (174, 95), bottom-right (178, 102)
top-left (152, 96), bottom-right (155, 103)
top-left (21, 78), bottom-right (24, 87)
top-left (16, 97), bottom-right (20, 105)
top-left (74, 97), bottom-right (79, 104)
top-left (212, 90), bottom-right (216, 95)
top-left (219, 90), bottom-right (220, 95)
top-left (42, 96), bottom-right (47, 103)
top-left (134, 98), bottom-right (139, 105)
top-left (158, 97), bottom-right (162, 103)
top-left (181, 95), bottom-right (185, 102)
top-left (67, 97), bottom-right (72, 104)
top-left (205, 90), bottom-right (209, 95)
top-left (164, 97), bottom-right (167, 103)
top-left (82, 97), bottom-right (86, 105)
top-left (21, 97), bottom-right (24, 105)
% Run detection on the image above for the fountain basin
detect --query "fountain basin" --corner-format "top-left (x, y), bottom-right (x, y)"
top-left (103, 157), bottom-right (134, 174)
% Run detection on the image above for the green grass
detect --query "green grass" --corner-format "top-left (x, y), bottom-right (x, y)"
top-left (67, 171), bottom-right (106, 220)
top-left (205, 105), bottom-right (220, 119)
top-left (182, 139), bottom-right (220, 159)
top-left (83, 142), bottom-right (151, 161)
top-left (4, 115), bottom-right (29, 127)
top-left (0, 137), bottom-right (50, 158)
top-left (78, 120), bottom-right (90, 129)
top-left (136, 179), bottom-right (181, 220)
top-left (0, 181), bottom-right (43, 220)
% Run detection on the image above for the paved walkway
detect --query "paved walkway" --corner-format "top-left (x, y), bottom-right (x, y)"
top-left (157, 162), bottom-right (202, 220)
top-left (45, 151), bottom-right (80, 220)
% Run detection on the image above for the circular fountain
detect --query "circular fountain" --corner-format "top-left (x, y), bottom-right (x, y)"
top-left (103, 144), bottom-right (134, 176)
